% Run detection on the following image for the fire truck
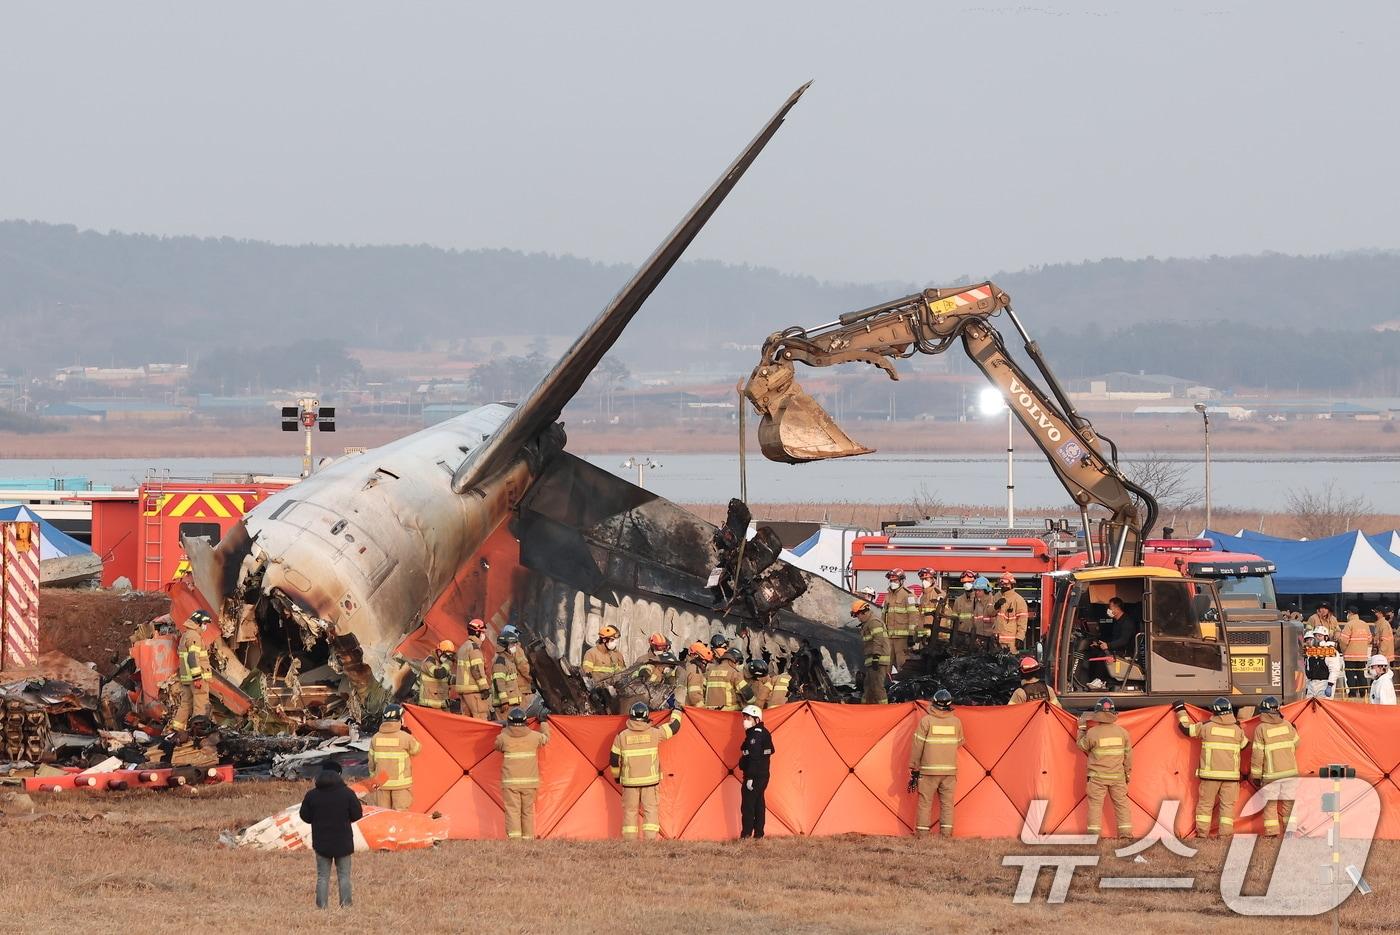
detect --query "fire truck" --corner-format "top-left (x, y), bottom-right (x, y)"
top-left (743, 280), bottom-right (1302, 707)
top-left (89, 476), bottom-right (293, 590)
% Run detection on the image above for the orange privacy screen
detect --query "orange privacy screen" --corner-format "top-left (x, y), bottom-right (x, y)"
top-left (402, 700), bottom-right (1400, 840)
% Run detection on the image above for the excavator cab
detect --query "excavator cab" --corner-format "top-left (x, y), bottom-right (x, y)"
top-left (1051, 567), bottom-right (1231, 708)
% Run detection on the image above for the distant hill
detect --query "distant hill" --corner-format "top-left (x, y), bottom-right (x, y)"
top-left (2, 220), bottom-right (1398, 391)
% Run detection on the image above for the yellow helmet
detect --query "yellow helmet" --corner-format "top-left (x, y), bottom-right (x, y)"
top-left (598, 625), bottom-right (620, 641)
top-left (437, 639), bottom-right (456, 653)
top-left (850, 600), bottom-right (871, 617)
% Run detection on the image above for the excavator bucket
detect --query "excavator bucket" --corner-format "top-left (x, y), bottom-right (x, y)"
top-left (745, 359), bottom-right (873, 463)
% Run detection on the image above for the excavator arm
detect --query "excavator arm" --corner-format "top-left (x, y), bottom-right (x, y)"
top-left (743, 282), bottom-right (1157, 565)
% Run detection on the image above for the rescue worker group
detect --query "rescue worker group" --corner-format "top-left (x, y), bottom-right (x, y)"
top-left (167, 569), bottom-right (1316, 841)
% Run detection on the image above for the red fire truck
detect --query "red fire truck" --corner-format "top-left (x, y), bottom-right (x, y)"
top-left (88, 476), bottom-right (293, 590)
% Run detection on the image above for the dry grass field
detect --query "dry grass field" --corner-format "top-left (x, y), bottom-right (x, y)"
top-left (1, 780), bottom-right (1395, 935)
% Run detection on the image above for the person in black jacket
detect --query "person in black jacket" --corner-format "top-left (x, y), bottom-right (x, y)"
top-left (738, 704), bottom-right (775, 840)
top-left (298, 760), bottom-right (363, 909)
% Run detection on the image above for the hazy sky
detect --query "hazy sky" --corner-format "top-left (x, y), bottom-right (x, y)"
top-left (2, 2), bottom-right (1396, 284)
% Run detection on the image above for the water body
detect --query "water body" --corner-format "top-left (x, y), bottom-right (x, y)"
top-left (3, 453), bottom-right (1392, 513)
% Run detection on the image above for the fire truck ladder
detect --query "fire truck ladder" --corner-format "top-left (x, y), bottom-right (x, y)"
top-left (141, 474), bottom-right (167, 591)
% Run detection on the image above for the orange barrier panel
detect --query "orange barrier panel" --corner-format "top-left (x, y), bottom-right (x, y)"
top-left (402, 699), bottom-right (1400, 840)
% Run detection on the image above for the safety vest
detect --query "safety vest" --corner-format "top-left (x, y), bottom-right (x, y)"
top-left (177, 629), bottom-right (210, 683)
top-left (492, 656), bottom-right (521, 708)
top-left (883, 586), bottom-right (917, 638)
top-left (1250, 715), bottom-right (1300, 781)
top-left (704, 661), bottom-right (745, 711)
top-left (370, 723), bottom-right (420, 790)
top-left (1011, 679), bottom-right (1052, 704)
top-left (455, 640), bottom-right (489, 694)
top-left (1180, 714), bottom-right (1248, 780)
top-left (610, 712), bottom-right (682, 787)
top-left (496, 725), bottom-right (547, 789)
top-left (909, 711), bottom-right (963, 775)
top-left (860, 614), bottom-right (890, 666)
top-left (583, 645), bottom-right (626, 680)
top-left (1079, 718), bottom-right (1131, 782)
top-left (417, 655), bottom-right (452, 708)
top-left (765, 673), bottom-right (791, 708)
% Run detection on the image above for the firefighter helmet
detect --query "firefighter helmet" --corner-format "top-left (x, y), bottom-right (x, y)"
top-left (710, 634), bottom-right (729, 650)
top-left (1093, 697), bottom-right (1116, 714)
top-left (742, 704), bottom-right (763, 720)
top-left (998, 572), bottom-right (1016, 587)
top-left (1258, 696), bottom-right (1280, 714)
top-left (918, 567), bottom-right (934, 577)
top-left (973, 576), bottom-right (991, 591)
top-left (382, 703), bottom-right (404, 722)
top-left (628, 702), bottom-right (649, 720)
top-left (747, 658), bottom-right (769, 677)
top-left (499, 629), bottom-right (519, 646)
top-left (851, 600), bottom-right (871, 617)
top-left (437, 640), bottom-right (456, 653)
top-left (656, 651), bottom-right (678, 666)
top-left (507, 707), bottom-right (527, 726)
top-left (887, 568), bottom-right (906, 581)
top-left (598, 625), bottom-right (620, 641)
top-left (466, 618), bottom-right (486, 635)
top-left (688, 641), bottom-right (714, 662)
top-left (725, 647), bottom-right (743, 664)
top-left (648, 633), bottom-right (670, 651)
top-left (185, 609), bottom-right (211, 627)
top-left (1017, 656), bottom-right (1043, 677)
top-left (1210, 697), bottom-right (1232, 715)
top-left (932, 689), bottom-right (954, 710)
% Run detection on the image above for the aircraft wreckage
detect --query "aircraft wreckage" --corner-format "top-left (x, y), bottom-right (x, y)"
top-left (178, 82), bottom-right (860, 720)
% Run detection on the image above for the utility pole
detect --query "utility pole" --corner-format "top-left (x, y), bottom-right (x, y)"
top-left (1194, 403), bottom-right (1211, 530)
top-left (282, 396), bottom-right (336, 478)
top-left (621, 456), bottom-right (661, 489)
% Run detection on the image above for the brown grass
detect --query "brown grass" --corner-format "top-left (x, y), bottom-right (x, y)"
top-left (0, 780), bottom-right (1394, 934)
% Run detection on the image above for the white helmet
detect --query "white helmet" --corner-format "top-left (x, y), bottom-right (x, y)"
top-left (1310, 627), bottom-right (1331, 639)
top-left (741, 704), bottom-right (763, 720)
top-left (1368, 654), bottom-right (1390, 670)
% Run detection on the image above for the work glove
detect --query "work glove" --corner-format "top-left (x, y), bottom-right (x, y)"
top-left (1171, 699), bottom-right (1187, 712)
top-left (538, 709), bottom-right (550, 723)
top-left (191, 679), bottom-right (205, 690)
top-left (907, 770), bottom-right (919, 792)
top-left (667, 694), bottom-right (679, 711)
top-left (745, 778), bottom-right (754, 791)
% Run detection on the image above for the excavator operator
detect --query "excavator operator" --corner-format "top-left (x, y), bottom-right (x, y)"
top-left (1084, 597), bottom-right (1143, 690)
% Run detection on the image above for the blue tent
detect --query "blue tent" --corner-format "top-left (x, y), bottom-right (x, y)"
top-left (1205, 528), bottom-right (1400, 594)
top-left (0, 505), bottom-right (91, 558)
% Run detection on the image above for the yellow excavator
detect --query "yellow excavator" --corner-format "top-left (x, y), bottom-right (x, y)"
top-left (743, 283), bottom-right (1300, 707)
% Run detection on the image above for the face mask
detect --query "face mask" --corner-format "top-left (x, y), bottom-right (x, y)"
top-left (888, 581), bottom-right (900, 590)
top-left (604, 639), bottom-right (617, 650)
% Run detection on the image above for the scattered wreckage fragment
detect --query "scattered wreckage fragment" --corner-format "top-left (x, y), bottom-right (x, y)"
top-left (225, 800), bottom-right (449, 852)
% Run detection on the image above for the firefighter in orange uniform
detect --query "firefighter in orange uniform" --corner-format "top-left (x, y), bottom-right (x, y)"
top-left (583, 625), bottom-right (627, 685)
top-left (172, 610), bottom-right (213, 731)
top-left (908, 689), bottom-right (964, 836)
top-left (494, 707), bottom-right (550, 840)
top-left (1175, 697), bottom-right (1249, 838)
top-left (369, 703), bottom-right (421, 809)
top-left (414, 641), bottom-right (455, 710)
top-left (611, 699), bottom-right (683, 840)
top-left (501, 626), bottom-right (535, 709)
top-left (916, 568), bottom-right (945, 645)
top-left (1077, 697), bottom-right (1133, 839)
top-left (455, 620), bottom-right (492, 720)
top-left (1248, 696), bottom-right (1299, 837)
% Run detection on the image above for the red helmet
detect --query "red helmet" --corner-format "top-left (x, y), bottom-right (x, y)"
top-left (466, 618), bottom-right (486, 636)
top-left (886, 568), bottom-right (906, 581)
top-left (999, 572), bottom-right (1017, 586)
top-left (960, 570), bottom-right (976, 582)
top-left (917, 567), bottom-right (934, 577)
top-left (1017, 656), bottom-right (1043, 676)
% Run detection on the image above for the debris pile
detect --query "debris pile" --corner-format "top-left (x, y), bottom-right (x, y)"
top-left (888, 650), bottom-right (1022, 706)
